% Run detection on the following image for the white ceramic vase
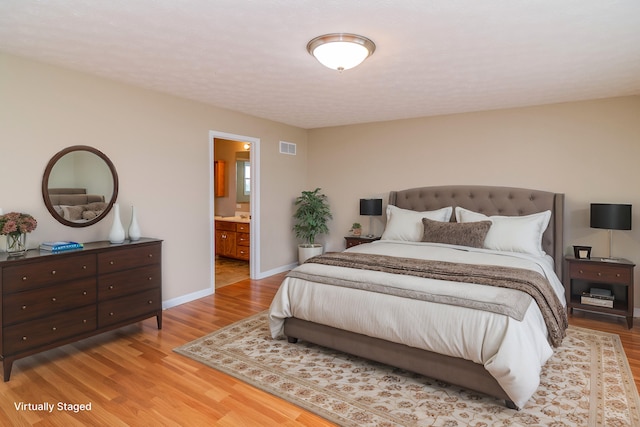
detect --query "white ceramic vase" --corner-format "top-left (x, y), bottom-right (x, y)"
top-left (108, 203), bottom-right (125, 244)
top-left (128, 206), bottom-right (141, 241)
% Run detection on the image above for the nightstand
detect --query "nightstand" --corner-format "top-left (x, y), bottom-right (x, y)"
top-left (345, 236), bottom-right (380, 249)
top-left (564, 256), bottom-right (635, 328)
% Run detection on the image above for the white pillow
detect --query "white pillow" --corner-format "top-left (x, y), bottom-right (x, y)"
top-left (455, 207), bottom-right (551, 256)
top-left (381, 205), bottom-right (453, 242)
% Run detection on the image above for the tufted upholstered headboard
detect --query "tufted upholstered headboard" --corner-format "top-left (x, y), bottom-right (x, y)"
top-left (388, 185), bottom-right (564, 277)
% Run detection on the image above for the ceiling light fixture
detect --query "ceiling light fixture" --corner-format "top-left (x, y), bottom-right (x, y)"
top-left (307, 33), bottom-right (376, 71)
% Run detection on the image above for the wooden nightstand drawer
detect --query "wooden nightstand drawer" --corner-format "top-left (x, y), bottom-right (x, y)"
top-left (3, 278), bottom-right (96, 325)
top-left (237, 223), bottom-right (250, 233)
top-left (569, 262), bottom-right (631, 284)
top-left (3, 254), bottom-right (96, 293)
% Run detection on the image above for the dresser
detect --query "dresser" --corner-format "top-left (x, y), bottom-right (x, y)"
top-left (215, 220), bottom-right (250, 260)
top-left (0, 238), bottom-right (162, 381)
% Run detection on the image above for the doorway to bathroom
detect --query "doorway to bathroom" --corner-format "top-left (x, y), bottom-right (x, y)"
top-left (210, 131), bottom-right (260, 289)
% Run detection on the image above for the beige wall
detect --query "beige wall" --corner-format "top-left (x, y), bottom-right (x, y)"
top-left (3, 51), bottom-right (640, 311)
top-left (0, 53), bottom-right (308, 303)
top-left (308, 96), bottom-right (640, 308)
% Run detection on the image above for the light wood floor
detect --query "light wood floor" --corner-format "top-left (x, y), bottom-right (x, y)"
top-left (0, 273), bottom-right (638, 426)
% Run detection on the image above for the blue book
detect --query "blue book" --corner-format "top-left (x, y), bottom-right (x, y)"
top-left (40, 241), bottom-right (84, 252)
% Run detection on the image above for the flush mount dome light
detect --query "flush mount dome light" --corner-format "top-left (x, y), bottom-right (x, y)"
top-left (307, 33), bottom-right (376, 71)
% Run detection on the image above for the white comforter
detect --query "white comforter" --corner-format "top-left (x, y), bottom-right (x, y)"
top-left (269, 240), bottom-right (566, 409)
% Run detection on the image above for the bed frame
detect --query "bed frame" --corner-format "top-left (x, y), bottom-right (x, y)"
top-left (284, 185), bottom-right (564, 409)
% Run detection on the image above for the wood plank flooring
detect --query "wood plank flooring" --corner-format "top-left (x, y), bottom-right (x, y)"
top-left (0, 272), bottom-right (638, 426)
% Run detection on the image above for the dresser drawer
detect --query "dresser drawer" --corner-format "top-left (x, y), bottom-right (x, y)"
top-left (3, 278), bottom-right (96, 325)
top-left (2, 254), bottom-right (96, 293)
top-left (237, 232), bottom-right (250, 246)
top-left (215, 221), bottom-right (236, 231)
top-left (98, 288), bottom-right (161, 328)
top-left (98, 243), bottom-right (161, 274)
top-left (98, 265), bottom-right (161, 300)
top-left (236, 246), bottom-right (250, 260)
top-left (236, 223), bottom-right (250, 233)
top-left (569, 262), bottom-right (632, 285)
top-left (3, 306), bottom-right (96, 355)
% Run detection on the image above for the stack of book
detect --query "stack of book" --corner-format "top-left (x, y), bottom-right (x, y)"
top-left (40, 241), bottom-right (84, 253)
top-left (581, 288), bottom-right (614, 308)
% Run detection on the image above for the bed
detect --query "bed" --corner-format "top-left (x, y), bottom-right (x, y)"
top-left (269, 185), bottom-right (567, 410)
top-left (48, 188), bottom-right (107, 222)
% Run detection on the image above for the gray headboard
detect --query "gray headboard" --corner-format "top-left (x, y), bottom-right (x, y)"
top-left (388, 185), bottom-right (564, 277)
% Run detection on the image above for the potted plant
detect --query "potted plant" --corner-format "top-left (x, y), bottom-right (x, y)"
top-left (351, 222), bottom-right (362, 236)
top-left (293, 188), bottom-right (332, 263)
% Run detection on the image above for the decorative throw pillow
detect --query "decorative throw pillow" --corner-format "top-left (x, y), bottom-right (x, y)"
top-left (455, 207), bottom-right (551, 256)
top-left (61, 205), bottom-right (85, 221)
top-left (421, 218), bottom-right (492, 248)
top-left (381, 205), bottom-right (453, 242)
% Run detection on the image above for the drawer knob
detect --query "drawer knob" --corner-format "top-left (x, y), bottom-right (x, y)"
top-left (21, 305), bottom-right (27, 310)
top-left (109, 312), bottom-right (114, 316)
top-left (148, 254), bottom-right (153, 258)
top-left (83, 319), bottom-right (87, 323)
top-left (51, 270), bottom-right (56, 275)
top-left (110, 261), bottom-right (115, 265)
top-left (51, 297), bottom-right (57, 302)
top-left (616, 273), bottom-right (621, 277)
top-left (83, 291), bottom-right (88, 296)
top-left (579, 270), bottom-right (583, 274)
top-left (148, 300), bottom-right (153, 304)
top-left (148, 276), bottom-right (153, 281)
top-left (22, 276), bottom-right (27, 281)
top-left (22, 336), bottom-right (27, 341)
top-left (108, 285), bottom-right (114, 290)
top-left (52, 327), bottom-right (57, 331)
top-left (598, 272), bottom-right (602, 276)
top-left (82, 265), bottom-right (87, 270)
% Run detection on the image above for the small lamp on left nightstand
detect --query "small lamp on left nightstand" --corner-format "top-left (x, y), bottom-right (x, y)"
top-left (360, 198), bottom-right (382, 238)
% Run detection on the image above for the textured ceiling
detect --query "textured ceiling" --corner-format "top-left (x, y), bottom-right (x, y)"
top-left (1, 0), bottom-right (639, 129)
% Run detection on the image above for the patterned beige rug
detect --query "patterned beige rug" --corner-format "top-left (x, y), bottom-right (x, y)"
top-left (174, 312), bottom-right (640, 427)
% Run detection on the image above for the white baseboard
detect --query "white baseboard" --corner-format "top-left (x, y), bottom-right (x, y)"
top-left (162, 287), bottom-right (214, 310)
top-left (254, 262), bottom-right (297, 280)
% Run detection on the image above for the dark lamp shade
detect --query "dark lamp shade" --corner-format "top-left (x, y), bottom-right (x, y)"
top-left (590, 203), bottom-right (632, 230)
top-left (360, 198), bottom-right (382, 216)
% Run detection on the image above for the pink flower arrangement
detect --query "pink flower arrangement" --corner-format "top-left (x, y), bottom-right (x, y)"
top-left (0, 212), bottom-right (38, 236)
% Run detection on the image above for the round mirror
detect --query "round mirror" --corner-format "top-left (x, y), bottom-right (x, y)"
top-left (42, 145), bottom-right (119, 227)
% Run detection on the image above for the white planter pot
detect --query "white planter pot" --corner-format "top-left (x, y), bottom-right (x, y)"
top-left (298, 244), bottom-right (323, 264)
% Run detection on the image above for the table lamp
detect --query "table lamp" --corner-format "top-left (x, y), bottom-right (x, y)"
top-left (360, 199), bottom-right (382, 238)
top-left (590, 203), bottom-right (632, 260)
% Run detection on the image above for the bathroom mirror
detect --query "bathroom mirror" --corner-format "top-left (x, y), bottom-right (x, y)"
top-left (42, 145), bottom-right (119, 227)
top-left (236, 159), bottom-right (250, 203)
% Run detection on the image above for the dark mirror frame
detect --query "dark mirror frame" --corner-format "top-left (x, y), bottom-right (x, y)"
top-left (42, 145), bottom-right (119, 228)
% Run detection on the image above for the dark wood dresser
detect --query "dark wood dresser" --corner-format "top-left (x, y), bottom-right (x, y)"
top-left (0, 238), bottom-right (162, 381)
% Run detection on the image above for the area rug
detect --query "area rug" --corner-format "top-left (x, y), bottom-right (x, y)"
top-left (174, 312), bottom-right (640, 427)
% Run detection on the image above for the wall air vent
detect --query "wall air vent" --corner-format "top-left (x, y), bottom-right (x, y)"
top-left (279, 141), bottom-right (296, 155)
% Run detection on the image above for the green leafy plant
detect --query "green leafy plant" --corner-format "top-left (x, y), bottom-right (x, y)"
top-left (293, 188), bottom-right (332, 246)
top-left (351, 223), bottom-right (362, 229)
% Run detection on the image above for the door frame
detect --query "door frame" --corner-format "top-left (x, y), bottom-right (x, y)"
top-left (209, 130), bottom-right (260, 290)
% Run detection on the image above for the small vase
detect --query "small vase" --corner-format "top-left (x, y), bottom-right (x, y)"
top-left (6, 233), bottom-right (27, 256)
top-left (128, 206), bottom-right (141, 241)
top-left (108, 203), bottom-right (125, 244)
